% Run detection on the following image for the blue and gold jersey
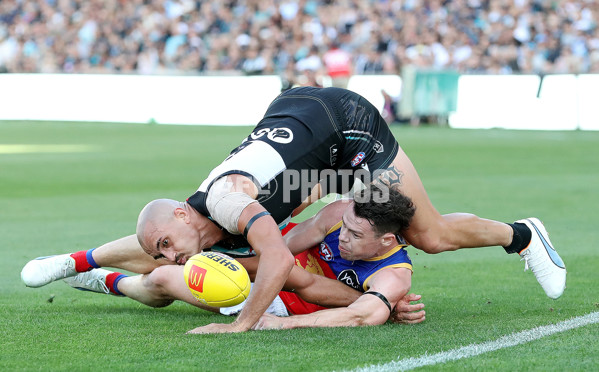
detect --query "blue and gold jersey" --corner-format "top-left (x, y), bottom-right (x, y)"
top-left (297, 221), bottom-right (412, 292)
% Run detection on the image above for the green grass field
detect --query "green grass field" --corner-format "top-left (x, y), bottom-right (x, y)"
top-left (1, 121), bottom-right (598, 371)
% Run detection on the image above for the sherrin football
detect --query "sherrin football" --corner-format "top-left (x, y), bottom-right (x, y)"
top-left (183, 252), bottom-right (251, 307)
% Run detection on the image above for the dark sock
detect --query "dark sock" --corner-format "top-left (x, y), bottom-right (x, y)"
top-left (105, 272), bottom-right (127, 296)
top-left (70, 248), bottom-right (100, 272)
top-left (503, 222), bottom-right (532, 254)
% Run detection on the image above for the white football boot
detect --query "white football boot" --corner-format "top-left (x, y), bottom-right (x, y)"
top-left (63, 268), bottom-right (113, 295)
top-left (21, 254), bottom-right (78, 287)
top-left (517, 218), bottom-right (566, 299)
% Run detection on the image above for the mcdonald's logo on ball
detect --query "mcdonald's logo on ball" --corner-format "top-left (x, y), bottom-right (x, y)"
top-left (183, 252), bottom-right (251, 307)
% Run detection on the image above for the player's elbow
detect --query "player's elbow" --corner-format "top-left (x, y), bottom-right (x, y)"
top-left (339, 306), bottom-right (386, 327)
top-left (345, 300), bottom-right (392, 327)
top-left (277, 248), bottom-right (295, 272)
top-left (283, 265), bottom-right (314, 293)
top-left (347, 312), bottom-right (384, 327)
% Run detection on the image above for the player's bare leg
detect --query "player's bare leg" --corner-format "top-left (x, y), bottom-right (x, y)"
top-left (374, 145), bottom-right (566, 298)
top-left (90, 235), bottom-right (170, 273)
top-left (62, 265), bottom-right (220, 312)
top-left (21, 235), bottom-right (170, 288)
top-left (375, 148), bottom-right (512, 253)
top-left (118, 266), bottom-right (218, 311)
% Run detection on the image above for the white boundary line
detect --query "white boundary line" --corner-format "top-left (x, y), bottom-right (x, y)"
top-left (352, 311), bottom-right (599, 372)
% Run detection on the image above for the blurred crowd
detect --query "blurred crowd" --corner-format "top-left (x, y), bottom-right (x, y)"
top-left (1, 0), bottom-right (599, 80)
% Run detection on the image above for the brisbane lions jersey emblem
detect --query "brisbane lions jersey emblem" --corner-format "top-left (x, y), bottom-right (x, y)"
top-left (319, 242), bottom-right (333, 261)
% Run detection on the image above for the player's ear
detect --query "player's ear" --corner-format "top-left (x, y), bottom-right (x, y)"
top-left (173, 207), bottom-right (189, 222)
top-left (380, 232), bottom-right (396, 247)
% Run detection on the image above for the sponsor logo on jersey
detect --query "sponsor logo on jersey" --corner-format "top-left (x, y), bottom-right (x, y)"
top-left (319, 242), bottom-right (333, 261)
top-left (250, 128), bottom-right (271, 140)
top-left (337, 269), bottom-right (361, 290)
top-left (350, 152), bottom-right (366, 167)
top-left (267, 128), bottom-right (294, 143)
top-left (250, 127), bottom-right (294, 144)
top-left (373, 141), bottom-right (384, 153)
top-left (329, 144), bottom-right (338, 166)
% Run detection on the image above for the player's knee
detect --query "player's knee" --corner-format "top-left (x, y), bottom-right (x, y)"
top-left (409, 228), bottom-right (457, 254)
top-left (142, 268), bottom-right (175, 308)
top-left (412, 235), bottom-right (445, 254)
top-left (408, 217), bottom-right (462, 254)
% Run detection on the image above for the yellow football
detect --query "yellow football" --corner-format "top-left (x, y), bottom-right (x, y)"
top-left (183, 252), bottom-right (251, 307)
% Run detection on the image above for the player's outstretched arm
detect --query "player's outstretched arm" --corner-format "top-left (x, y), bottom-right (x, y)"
top-left (187, 203), bottom-right (294, 334)
top-left (239, 257), bottom-right (363, 308)
top-left (284, 265), bottom-right (362, 307)
top-left (254, 267), bottom-right (412, 330)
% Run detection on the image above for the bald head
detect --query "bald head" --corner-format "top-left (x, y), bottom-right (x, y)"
top-left (136, 199), bottom-right (183, 252)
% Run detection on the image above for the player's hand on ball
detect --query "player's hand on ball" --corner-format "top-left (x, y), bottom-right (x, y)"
top-left (390, 293), bottom-right (425, 324)
top-left (252, 313), bottom-right (284, 331)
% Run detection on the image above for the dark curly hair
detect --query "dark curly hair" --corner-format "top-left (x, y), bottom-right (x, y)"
top-left (353, 185), bottom-right (415, 237)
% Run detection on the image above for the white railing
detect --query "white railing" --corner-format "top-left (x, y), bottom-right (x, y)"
top-left (449, 74), bottom-right (599, 130)
top-left (1, 73), bottom-right (597, 130)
